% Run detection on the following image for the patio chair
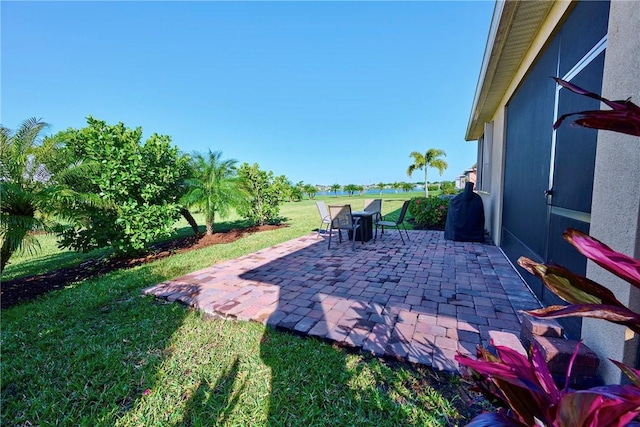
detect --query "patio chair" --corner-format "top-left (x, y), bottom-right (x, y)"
top-left (328, 204), bottom-right (362, 250)
top-left (315, 201), bottom-right (331, 236)
top-left (363, 198), bottom-right (382, 224)
top-left (375, 200), bottom-right (411, 244)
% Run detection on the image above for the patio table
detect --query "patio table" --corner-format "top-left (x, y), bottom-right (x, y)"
top-left (350, 210), bottom-right (376, 242)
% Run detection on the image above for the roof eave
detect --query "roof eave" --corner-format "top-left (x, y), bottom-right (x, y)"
top-left (465, 0), bottom-right (556, 141)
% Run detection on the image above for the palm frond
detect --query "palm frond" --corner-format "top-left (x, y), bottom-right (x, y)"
top-left (431, 159), bottom-right (448, 175)
top-left (0, 118), bottom-right (51, 184)
top-left (0, 213), bottom-right (45, 254)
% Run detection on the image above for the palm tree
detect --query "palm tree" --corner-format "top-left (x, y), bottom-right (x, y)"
top-left (303, 184), bottom-right (318, 200)
top-left (406, 149), bottom-right (448, 197)
top-left (343, 184), bottom-right (357, 196)
top-left (376, 182), bottom-right (386, 194)
top-left (181, 150), bottom-right (244, 235)
top-left (330, 183), bottom-right (341, 197)
top-left (401, 182), bottom-right (415, 192)
top-left (0, 118), bottom-right (97, 273)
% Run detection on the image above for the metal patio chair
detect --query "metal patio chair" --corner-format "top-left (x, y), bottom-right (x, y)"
top-left (363, 198), bottom-right (382, 224)
top-left (328, 204), bottom-right (362, 250)
top-left (375, 200), bottom-right (411, 244)
top-left (315, 201), bottom-right (331, 236)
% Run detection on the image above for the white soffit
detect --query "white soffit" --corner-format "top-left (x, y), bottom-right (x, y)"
top-left (466, 0), bottom-right (556, 141)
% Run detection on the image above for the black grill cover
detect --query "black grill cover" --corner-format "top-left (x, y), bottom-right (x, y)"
top-left (444, 182), bottom-right (485, 242)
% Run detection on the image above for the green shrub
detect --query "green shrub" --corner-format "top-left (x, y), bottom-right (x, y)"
top-left (440, 181), bottom-right (458, 195)
top-left (408, 196), bottom-right (450, 229)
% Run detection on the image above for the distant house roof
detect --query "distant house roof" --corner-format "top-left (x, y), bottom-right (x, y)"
top-left (465, 1), bottom-right (556, 141)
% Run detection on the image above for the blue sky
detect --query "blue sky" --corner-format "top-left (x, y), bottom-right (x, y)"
top-left (2, 1), bottom-right (493, 186)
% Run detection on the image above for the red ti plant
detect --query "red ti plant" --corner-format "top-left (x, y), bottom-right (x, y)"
top-left (455, 78), bottom-right (640, 426)
top-left (552, 77), bottom-right (640, 137)
top-left (518, 229), bottom-right (640, 335)
top-left (456, 229), bottom-right (640, 426)
top-left (456, 342), bottom-right (640, 427)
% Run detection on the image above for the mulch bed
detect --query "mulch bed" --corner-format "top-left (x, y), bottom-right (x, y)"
top-left (0, 224), bottom-right (283, 310)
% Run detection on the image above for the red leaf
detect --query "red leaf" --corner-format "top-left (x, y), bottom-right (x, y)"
top-left (564, 229), bottom-right (640, 289)
top-left (524, 304), bottom-right (640, 335)
top-left (553, 77), bottom-right (616, 107)
top-left (530, 343), bottom-right (560, 401)
top-left (610, 359), bottom-right (640, 387)
top-left (457, 347), bottom-right (558, 425)
top-left (517, 257), bottom-right (622, 305)
top-left (559, 385), bottom-right (640, 427)
top-left (564, 340), bottom-right (582, 393)
top-left (552, 77), bottom-right (640, 137)
top-left (573, 111), bottom-right (640, 137)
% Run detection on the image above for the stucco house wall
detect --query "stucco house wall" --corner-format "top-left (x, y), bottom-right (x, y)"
top-left (581, 0), bottom-right (640, 383)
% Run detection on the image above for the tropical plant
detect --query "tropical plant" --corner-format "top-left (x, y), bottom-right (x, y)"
top-left (406, 149), bottom-right (448, 197)
top-left (427, 183), bottom-right (440, 192)
top-left (400, 182), bottom-right (414, 192)
top-left (303, 184), bottom-right (318, 200)
top-left (456, 342), bottom-right (640, 427)
top-left (518, 228), bottom-right (640, 332)
top-left (283, 181), bottom-right (303, 202)
top-left (51, 117), bottom-right (190, 255)
top-left (237, 163), bottom-right (286, 226)
top-left (181, 151), bottom-right (244, 235)
top-left (272, 175), bottom-right (295, 203)
top-left (456, 229), bottom-right (640, 426)
top-left (376, 182), bottom-right (386, 194)
top-left (455, 78), bottom-right (640, 426)
top-left (343, 184), bottom-right (358, 196)
top-left (0, 118), bottom-right (100, 272)
top-left (552, 77), bottom-right (640, 137)
top-left (330, 183), bottom-right (341, 197)
top-left (408, 196), bottom-right (450, 229)
top-left (441, 181), bottom-right (457, 195)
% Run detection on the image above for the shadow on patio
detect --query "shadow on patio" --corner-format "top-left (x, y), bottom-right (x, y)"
top-left (144, 229), bottom-right (540, 372)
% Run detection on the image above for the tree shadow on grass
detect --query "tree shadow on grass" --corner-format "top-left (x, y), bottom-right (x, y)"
top-left (1, 262), bottom-right (191, 425)
top-left (172, 357), bottom-right (245, 426)
top-left (258, 302), bottom-right (464, 426)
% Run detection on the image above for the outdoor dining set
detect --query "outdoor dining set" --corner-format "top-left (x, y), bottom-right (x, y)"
top-left (315, 199), bottom-right (411, 250)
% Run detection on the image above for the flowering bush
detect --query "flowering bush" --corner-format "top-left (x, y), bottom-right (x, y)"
top-left (408, 196), bottom-right (450, 229)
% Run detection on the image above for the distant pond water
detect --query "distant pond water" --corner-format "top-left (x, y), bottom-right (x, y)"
top-left (316, 188), bottom-right (420, 196)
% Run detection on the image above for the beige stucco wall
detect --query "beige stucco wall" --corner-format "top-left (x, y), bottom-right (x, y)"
top-left (581, 0), bottom-right (640, 384)
top-left (479, 117), bottom-right (505, 244)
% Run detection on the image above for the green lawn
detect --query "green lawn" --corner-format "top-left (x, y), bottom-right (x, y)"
top-left (1, 191), bottom-right (474, 426)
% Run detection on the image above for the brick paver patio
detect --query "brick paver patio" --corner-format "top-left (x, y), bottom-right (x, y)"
top-left (144, 230), bottom-right (540, 372)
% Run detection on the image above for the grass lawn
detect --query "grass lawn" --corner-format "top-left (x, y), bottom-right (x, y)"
top-left (1, 192), bottom-right (477, 426)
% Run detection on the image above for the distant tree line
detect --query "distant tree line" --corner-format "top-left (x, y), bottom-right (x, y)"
top-left (305, 182), bottom-right (423, 198)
